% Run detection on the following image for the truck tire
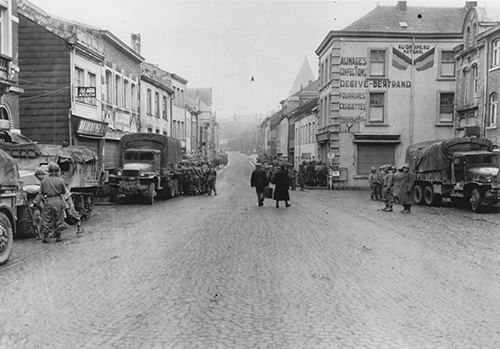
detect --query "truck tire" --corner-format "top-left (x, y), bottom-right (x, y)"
top-left (423, 185), bottom-right (442, 206)
top-left (469, 187), bottom-right (483, 213)
top-left (0, 212), bottom-right (13, 265)
top-left (413, 184), bottom-right (424, 204)
top-left (15, 205), bottom-right (38, 239)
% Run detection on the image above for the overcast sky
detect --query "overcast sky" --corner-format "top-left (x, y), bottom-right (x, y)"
top-left (29, 0), bottom-right (499, 119)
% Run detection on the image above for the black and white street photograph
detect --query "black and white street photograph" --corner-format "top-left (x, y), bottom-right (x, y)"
top-left (1, 0), bottom-right (500, 348)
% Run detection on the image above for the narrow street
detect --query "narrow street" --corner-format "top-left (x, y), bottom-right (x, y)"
top-left (1, 151), bottom-right (500, 349)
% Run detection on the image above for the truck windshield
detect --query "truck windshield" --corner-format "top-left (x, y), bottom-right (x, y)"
top-left (124, 152), bottom-right (154, 161)
top-left (466, 154), bottom-right (500, 167)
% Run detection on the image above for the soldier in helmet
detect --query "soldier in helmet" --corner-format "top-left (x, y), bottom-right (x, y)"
top-left (35, 162), bottom-right (67, 242)
top-left (381, 165), bottom-right (395, 212)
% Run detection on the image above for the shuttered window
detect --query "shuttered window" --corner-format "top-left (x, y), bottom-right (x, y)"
top-left (104, 140), bottom-right (120, 170)
top-left (357, 144), bottom-right (395, 175)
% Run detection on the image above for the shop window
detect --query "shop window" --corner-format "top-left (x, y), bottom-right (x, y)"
top-left (488, 92), bottom-right (498, 128)
top-left (369, 49), bottom-right (386, 77)
top-left (439, 92), bottom-right (454, 123)
top-left (368, 92), bottom-right (385, 123)
top-left (440, 51), bottom-right (455, 77)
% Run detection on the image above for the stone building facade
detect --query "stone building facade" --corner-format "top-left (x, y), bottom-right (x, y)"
top-left (454, 6), bottom-right (500, 146)
top-left (316, 1), bottom-right (471, 187)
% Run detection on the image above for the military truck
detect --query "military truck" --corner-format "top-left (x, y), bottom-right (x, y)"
top-left (405, 137), bottom-right (500, 212)
top-left (109, 133), bottom-right (183, 204)
top-left (0, 130), bottom-right (102, 237)
top-left (0, 149), bottom-right (18, 265)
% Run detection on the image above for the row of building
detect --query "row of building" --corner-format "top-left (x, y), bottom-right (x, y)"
top-left (0, 0), bottom-right (219, 172)
top-left (258, 1), bottom-right (500, 188)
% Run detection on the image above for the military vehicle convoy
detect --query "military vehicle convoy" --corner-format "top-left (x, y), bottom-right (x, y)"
top-left (405, 137), bottom-right (500, 212)
top-left (108, 133), bottom-right (183, 204)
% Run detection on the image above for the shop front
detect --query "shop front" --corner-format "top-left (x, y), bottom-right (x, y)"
top-left (71, 115), bottom-right (108, 168)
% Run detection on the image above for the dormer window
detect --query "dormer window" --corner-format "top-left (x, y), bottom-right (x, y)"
top-left (465, 26), bottom-right (471, 49)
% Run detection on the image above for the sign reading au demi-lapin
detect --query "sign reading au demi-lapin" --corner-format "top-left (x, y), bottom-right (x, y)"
top-left (339, 44), bottom-right (435, 120)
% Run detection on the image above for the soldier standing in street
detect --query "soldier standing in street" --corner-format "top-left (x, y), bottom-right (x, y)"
top-left (32, 163), bottom-right (67, 243)
top-left (297, 163), bottom-right (306, 191)
top-left (207, 163), bottom-right (217, 196)
top-left (368, 167), bottom-right (381, 200)
top-left (381, 165), bottom-right (395, 212)
top-left (273, 164), bottom-right (291, 208)
top-left (394, 163), bottom-right (416, 213)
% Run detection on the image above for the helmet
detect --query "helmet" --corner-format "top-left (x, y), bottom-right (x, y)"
top-left (48, 162), bottom-right (61, 174)
top-left (34, 169), bottom-right (45, 177)
top-left (370, 167), bottom-right (376, 171)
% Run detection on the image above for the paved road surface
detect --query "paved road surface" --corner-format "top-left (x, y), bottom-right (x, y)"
top-left (1, 151), bottom-right (500, 348)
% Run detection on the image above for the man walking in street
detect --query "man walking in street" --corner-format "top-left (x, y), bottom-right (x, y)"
top-left (250, 162), bottom-right (269, 207)
top-left (32, 163), bottom-right (67, 243)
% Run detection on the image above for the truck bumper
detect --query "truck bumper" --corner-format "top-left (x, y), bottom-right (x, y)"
top-left (118, 179), bottom-right (149, 197)
top-left (483, 188), bottom-right (499, 206)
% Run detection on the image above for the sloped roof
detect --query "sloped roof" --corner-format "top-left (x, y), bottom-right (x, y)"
top-left (291, 79), bottom-right (319, 97)
top-left (289, 57), bottom-right (315, 95)
top-left (475, 7), bottom-right (500, 24)
top-left (343, 4), bottom-right (467, 33)
top-left (187, 88), bottom-right (213, 106)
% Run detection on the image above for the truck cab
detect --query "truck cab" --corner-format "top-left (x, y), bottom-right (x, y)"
top-left (451, 151), bottom-right (500, 211)
top-left (111, 149), bottom-right (162, 204)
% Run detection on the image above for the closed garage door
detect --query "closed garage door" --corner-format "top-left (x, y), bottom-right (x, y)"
top-left (357, 143), bottom-right (395, 175)
top-left (104, 140), bottom-right (120, 170)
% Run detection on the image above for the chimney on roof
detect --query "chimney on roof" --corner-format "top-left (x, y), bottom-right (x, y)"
top-left (130, 33), bottom-right (141, 54)
top-left (465, 1), bottom-right (477, 9)
top-left (396, 1), bottom-right (407, 11)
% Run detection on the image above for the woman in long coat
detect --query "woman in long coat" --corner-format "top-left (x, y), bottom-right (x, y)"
top-left (273, 165), bottom-right (291, 208)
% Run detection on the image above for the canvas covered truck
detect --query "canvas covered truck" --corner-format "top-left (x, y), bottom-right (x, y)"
top-left (0, 149), bottom-right (18, 265)
top-left (0, 130), bottom-right (102, 237)
top-left (109, 133), bottom-right (183, 204)
top-left (405, 137), bottom-right (500, 212)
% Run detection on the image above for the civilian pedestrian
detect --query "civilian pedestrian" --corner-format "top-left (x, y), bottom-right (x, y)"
top-left (250, 163), bottom-right (269, 207)
top-left (298, 163), bottom-right (306, 191)
top-left (273, 164), bottom-right (291, 208)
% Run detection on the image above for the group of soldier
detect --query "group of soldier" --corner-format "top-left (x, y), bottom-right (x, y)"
top-left (176, 160), bottom-right (218, 196)
top-left (368, 164), bottom-right (416, 213)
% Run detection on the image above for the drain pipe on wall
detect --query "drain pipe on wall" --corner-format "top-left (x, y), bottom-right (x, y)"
top-left (68, 44), bottom-right (75, 145)
top-left (409, 37), bottom-right (415, 145)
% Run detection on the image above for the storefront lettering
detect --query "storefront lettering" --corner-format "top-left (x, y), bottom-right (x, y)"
top-left (340, 57), bottom-right (367, 66)
top-left (397, 43), bottom-right (430, 56)
top-left (340, 67), bottom-right (367, 77)
top-left (340, 79), bottom-right (411, 88)
top-left (340, 92), bottom-right (366, 100)
top-left (339, 103), bottom-right (366, 111)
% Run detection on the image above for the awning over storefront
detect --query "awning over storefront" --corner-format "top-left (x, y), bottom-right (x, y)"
top-left (72, 115), bottom-right (108, 139)
top-left (352, 133), bottom-right (401, 143)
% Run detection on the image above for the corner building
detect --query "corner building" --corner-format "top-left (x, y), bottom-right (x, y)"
top-left (315, 1), bottom-right (473, 187)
